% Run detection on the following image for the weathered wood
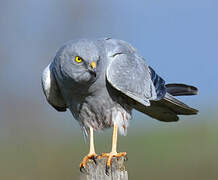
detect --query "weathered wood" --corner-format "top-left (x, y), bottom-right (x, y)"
top-left (80, 157), bottom-right (128, 180)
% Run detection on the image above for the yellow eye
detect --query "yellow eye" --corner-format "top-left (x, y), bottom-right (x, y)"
top-left (74, 56), bottom-right (83, 63)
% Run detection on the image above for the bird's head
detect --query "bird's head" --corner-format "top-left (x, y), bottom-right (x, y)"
top-left (53, 39), bottom-right (100, 86)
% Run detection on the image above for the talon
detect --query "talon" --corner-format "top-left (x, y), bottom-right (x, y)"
top-left (80, 165), bottom-right (87, 174)
top-left (105, 164), bottom-right (110, 176)
top-left (99, 152), bottom-right (127, 175)
top-left (124, 154), bottom-right (128, 161)
top-left (91, 156), bottom-right (97, 165)
top-left (79, 153), bottom-right (98, 173)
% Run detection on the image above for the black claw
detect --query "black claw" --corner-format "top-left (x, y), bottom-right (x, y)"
top-left (124, 155), bottom-right (128, 161)
top-left (80, 166), bottom-right (87, 174)
top-left (105, 165), bottom-right (110, 176)
top-left (91, 156), bottom-right (97, 165)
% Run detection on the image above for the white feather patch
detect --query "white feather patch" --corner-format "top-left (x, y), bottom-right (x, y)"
top-left (42, 63), bottom-right (51, 99)
top-left (112, 108), bottom-right (130, 136)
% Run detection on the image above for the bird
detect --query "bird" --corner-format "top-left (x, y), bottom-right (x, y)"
top-left (41, 38), bottom-right (198, 174)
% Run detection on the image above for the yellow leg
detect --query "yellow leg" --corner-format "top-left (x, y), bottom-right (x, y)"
top-left (89, 126), bottom-right (95, 154)
top-left (99, 124), bottom-right (127, 175)
top-left (80, 127), bottom-right (98, 172)
top-left (112, 123), bottom-right (118, 153)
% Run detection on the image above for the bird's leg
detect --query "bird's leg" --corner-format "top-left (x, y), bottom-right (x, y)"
top-left (99, 123), bottom-right (127, 175)
top-left (80, 127), bottom-right (98, 172)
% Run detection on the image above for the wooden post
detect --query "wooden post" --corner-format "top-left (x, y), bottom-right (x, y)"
top-left (80, 157), bottom-right (128, 180)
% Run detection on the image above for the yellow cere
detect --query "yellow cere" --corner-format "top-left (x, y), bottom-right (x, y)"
top-left (90, 61), bottom-right (96, 69)
top-left (75, 56), bottom-right (83, 63)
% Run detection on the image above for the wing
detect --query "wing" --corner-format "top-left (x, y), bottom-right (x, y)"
top-left (41, 63), bottom-right (67, 112)
top-left (106, 52), bottom-right (163, 106)
top-left (105, 49), bottom-right (198, 122)
top-left (149, 66), bottom-right (167, 100)
top-left (134, 93), bottom-right (198, 122)
top-left (165, 83), bottom-right (198, 96)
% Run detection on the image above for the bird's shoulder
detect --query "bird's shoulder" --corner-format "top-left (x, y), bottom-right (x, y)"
top-left (96, 38), bottom-right (138, 57)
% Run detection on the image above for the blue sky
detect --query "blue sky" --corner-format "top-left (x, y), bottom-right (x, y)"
top-left (0, 0), bottom-right (217, 124)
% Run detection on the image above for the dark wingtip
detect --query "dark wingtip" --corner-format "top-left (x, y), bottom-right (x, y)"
top-left (165, 83), bottom-right (198, 96)
top-left (191, 108), bottom-right (199, 114)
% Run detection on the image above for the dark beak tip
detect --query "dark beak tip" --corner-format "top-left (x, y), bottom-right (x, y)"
top-left (89, 69), bottom-right (97, 77)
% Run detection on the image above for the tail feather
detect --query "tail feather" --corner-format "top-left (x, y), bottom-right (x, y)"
top-left (166, 83), bottom-right (198, 96)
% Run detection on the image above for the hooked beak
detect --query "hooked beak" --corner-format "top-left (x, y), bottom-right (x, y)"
top-left (89, 61), bottom-right (97, 77)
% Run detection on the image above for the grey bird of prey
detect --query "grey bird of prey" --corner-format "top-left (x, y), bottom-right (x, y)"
top-left (42, 38), bottom-right (198, 174)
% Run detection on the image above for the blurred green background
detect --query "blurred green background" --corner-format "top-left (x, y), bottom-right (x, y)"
top-left (0, 0), bottom-right (217, 179)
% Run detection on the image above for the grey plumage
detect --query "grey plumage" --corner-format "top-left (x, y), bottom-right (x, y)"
top-left (42, 38), bottom-right (198, 137)
top-left (42, 63), bottom-right (67, 111)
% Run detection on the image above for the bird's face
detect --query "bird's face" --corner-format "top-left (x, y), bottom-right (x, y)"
top-left (55, 40), bottom-right (100, 85)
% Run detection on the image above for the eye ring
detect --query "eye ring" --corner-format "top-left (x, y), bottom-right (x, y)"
top-left (74, 56), bottom-right (83, 63)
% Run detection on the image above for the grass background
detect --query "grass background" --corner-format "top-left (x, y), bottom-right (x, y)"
top-left (1, 102), bottom-right (217, 179)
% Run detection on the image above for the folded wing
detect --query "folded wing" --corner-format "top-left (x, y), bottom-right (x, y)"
top-left (41, 63), bottom-right (67, 112)
top-left (106, 53), bottom-right (198, 122)
top-left (106, 53), bottom-right (162, 106)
